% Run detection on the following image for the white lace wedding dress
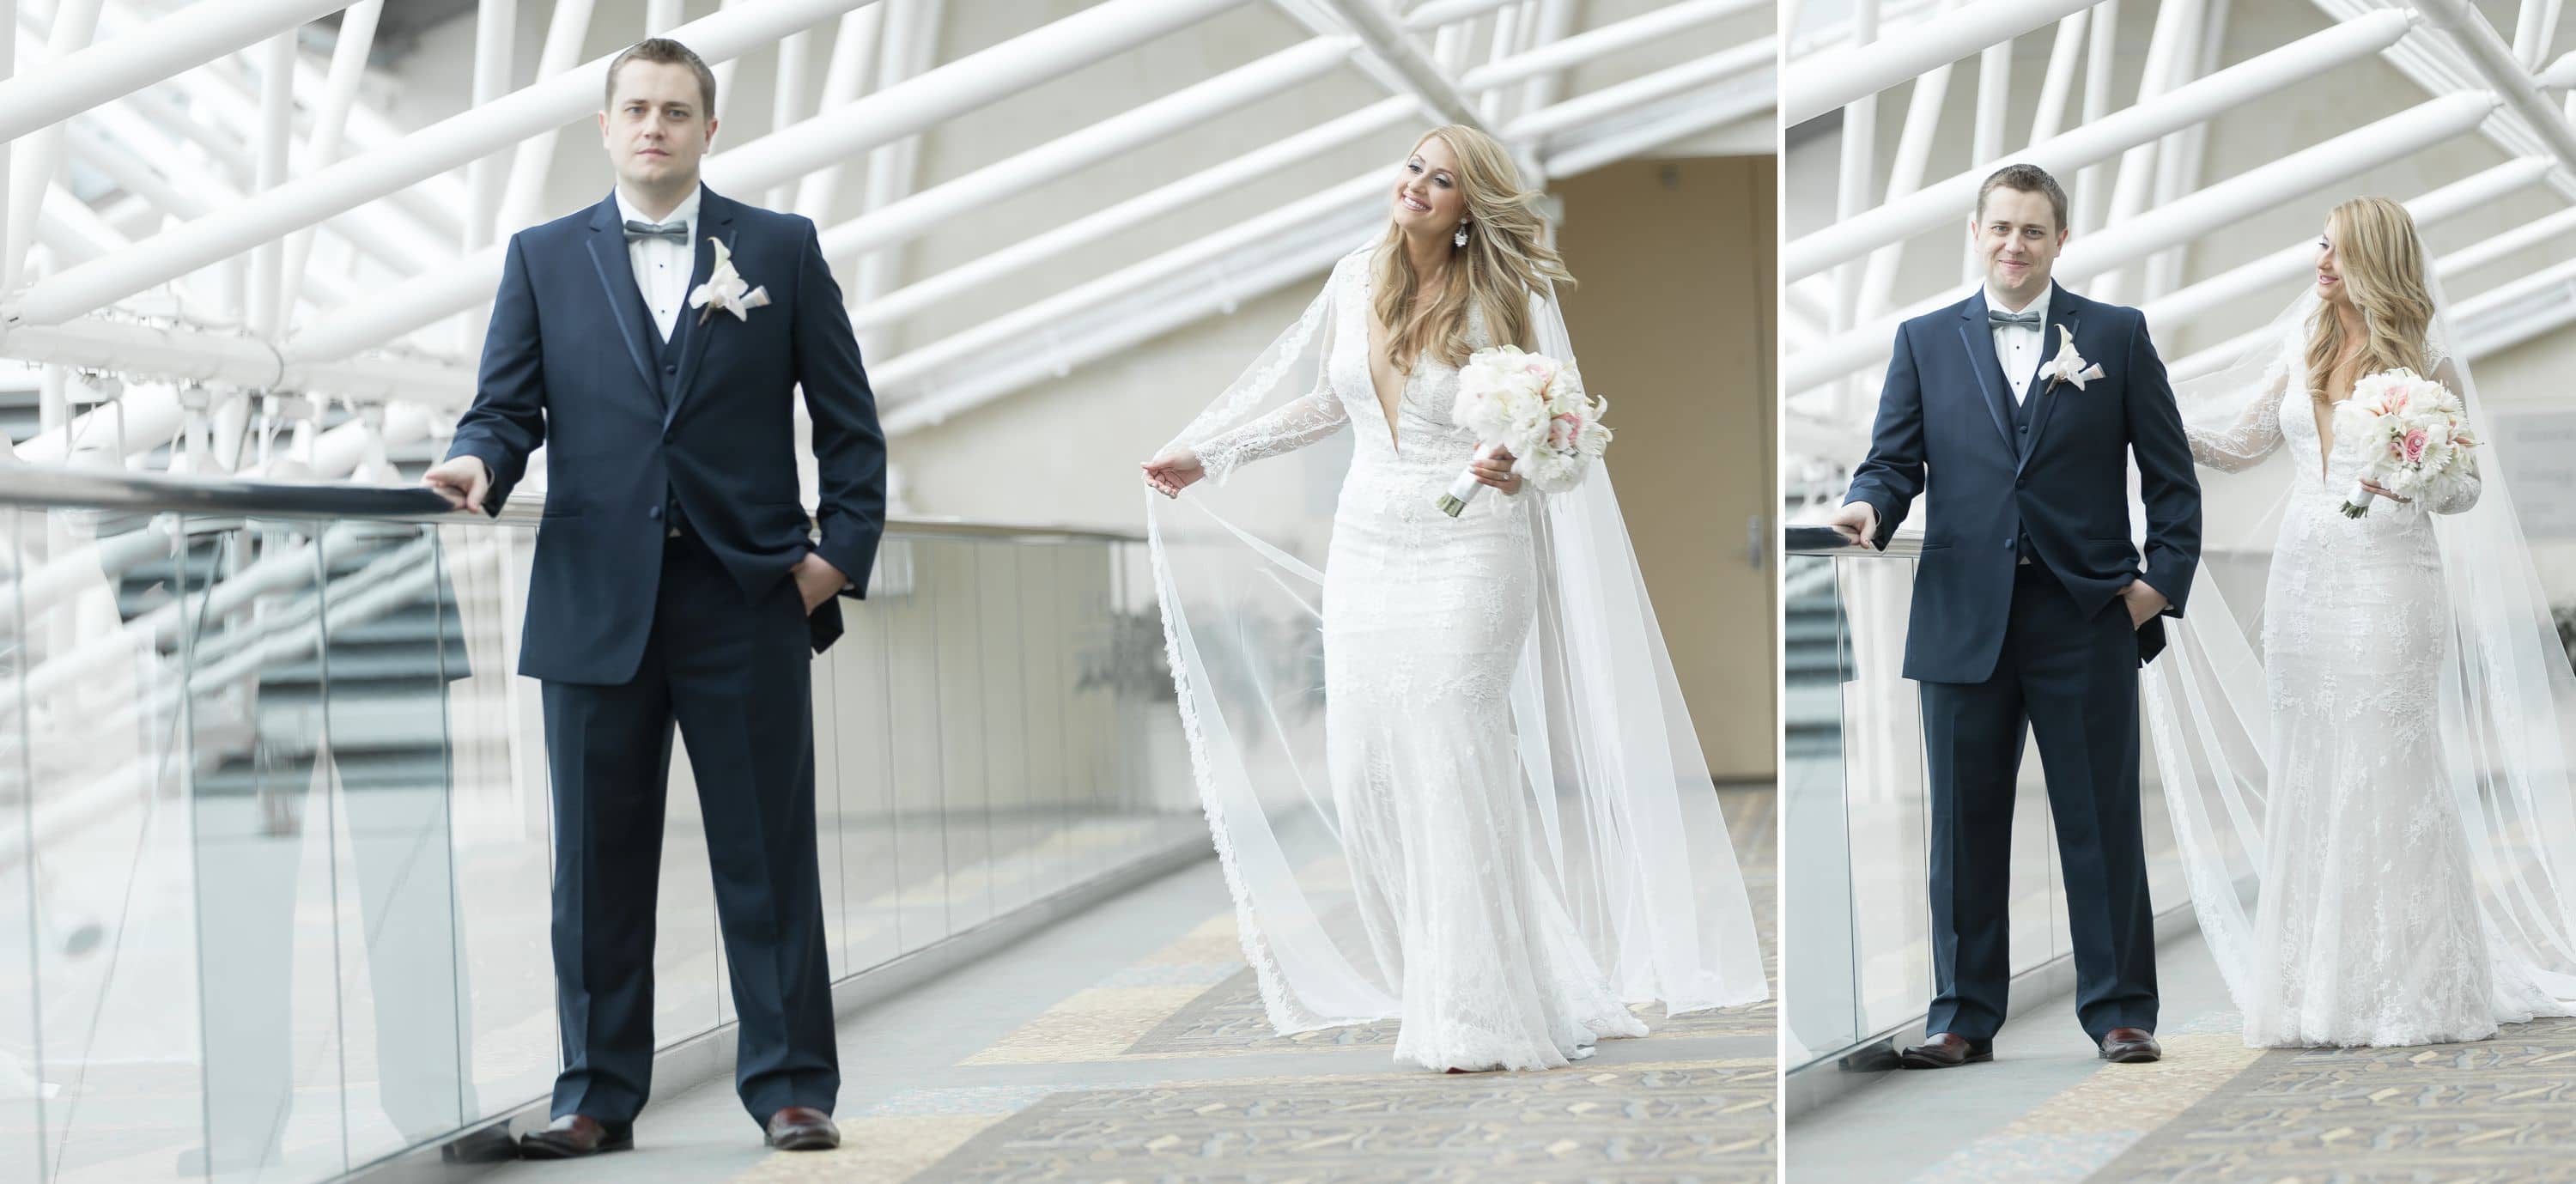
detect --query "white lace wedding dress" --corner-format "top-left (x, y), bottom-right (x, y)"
top-left (2186, 341), bottom-right (2561, 1047)
top-left (1188, 254), bottom-right (1645, 1072)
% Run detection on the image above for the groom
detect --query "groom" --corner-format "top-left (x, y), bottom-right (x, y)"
top-left (1827, 164), bottom-right (2201, 1068)
top-left (423, 39), bottom-right (884, 1155)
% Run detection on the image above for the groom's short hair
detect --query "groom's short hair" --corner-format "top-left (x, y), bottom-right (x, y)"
top-left (1976, 163), bottom-right (2069, 234)
top-left (606, 38), bottom-right (718, 116)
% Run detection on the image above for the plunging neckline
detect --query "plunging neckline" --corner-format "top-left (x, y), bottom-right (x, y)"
top-left (1365, 316), bottom-right (1411, 456)
top-left (1362, 270), bottom-right (1459, 458)
top-left (2312, 343), bottom-right (2369, 483)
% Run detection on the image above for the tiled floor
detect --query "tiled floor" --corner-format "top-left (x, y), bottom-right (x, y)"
top-left (468, 788), bottom-right (1778, 1184)
top-left (1790, 917), bottom-right (2576, 1183)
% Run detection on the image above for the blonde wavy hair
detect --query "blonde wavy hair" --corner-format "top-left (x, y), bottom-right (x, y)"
top-left (1370, 125), bottom-right (1575, 373)
top-left (2306, 197), bottom-right (2435, 409)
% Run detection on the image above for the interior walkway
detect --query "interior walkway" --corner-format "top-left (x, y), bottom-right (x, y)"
top-left (1791, 920), bottom-right (2576, 1182)
top-left (459, 789), bottom-right (1777, 1184)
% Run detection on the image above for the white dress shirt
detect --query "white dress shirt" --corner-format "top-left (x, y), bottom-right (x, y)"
top-left (1986, 281), bottom-right (2054, 405)
top-left (615, 185), bottom-right (700, 342)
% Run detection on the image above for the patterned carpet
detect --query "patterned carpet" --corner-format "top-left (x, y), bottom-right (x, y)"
top-left (1897, 1011), bottom-right (2576, 1184)
top-left (726, 788), bottom-right (1778, 1184)
top-left (2086, 1017), bottom-right (2576, 1183)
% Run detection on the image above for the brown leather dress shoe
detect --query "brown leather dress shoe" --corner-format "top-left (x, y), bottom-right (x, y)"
top-left (517, 1114), bottom-right (634, 1159)
top-left (1897, 1032), bottom-right (1995, 1069)
top-left (2098, 1028), bottom-right (2161, 1063)
top-left (765, 1107), bottom-right (840, 1151)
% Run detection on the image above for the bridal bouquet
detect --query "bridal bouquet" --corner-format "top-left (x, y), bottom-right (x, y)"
top-left (2335, 367), bottom-right (2479, 519)
top-left (1437, 345), bottom-right (1613, 518)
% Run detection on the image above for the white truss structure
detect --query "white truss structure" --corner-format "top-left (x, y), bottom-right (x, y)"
top-left (0, 0), bottom-right (1770, 478)
top-left (1782, 0), bottom-right (2576, 495)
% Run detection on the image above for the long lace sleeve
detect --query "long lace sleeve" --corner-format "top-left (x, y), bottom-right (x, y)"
top-left (1194, 390), bottom-right (1350, 485)
top-left (1159, 254), bottom-right (1355, 487)
top-left (2423, 355), bottom-right (2482, 514)
top-left (2189, 364), bottom-right (2287, 472)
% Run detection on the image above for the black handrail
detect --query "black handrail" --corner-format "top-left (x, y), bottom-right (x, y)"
top-left (0, 464), bottom-right (1144, 543)
top-left (1783, 525), bottom-right (1924, 558)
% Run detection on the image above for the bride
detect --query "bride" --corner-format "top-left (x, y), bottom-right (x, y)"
top-left (2159, 196), bottom-right (2576, 1047)
top-left (1137, 125), bottom-right (1765, 1072)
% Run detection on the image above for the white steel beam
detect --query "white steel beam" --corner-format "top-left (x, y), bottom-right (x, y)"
top-left (851, 96), bottom-right (1413, 331)
top-left (1785, 92), bottom-right (2502, 392)
top-left (1506, 36), bottom-right (1772, 140)
top-left (872, 171), bottom-right (1383, 401)
top-left (282, 0), bottom-right (1248, 363)
top-left (1457, 0), bottom-right (1759, 90)
top-left (10, 0), bottom-right (890, 330)
top-left (1543, 71), bottom-right (1771, 175)
top-left (1784, 0), bottom-right (2100, 125)
top-left (818, 37), bottom-right (1358, 264)
top-left (792, 5), bottom-right (887, 222)
top-left (1783, 9), bottom-right (2415, 282)
top-left (2414, 0), bottom-right (2576, 178)
top-left (6, 0), bottom-right (103, 287)
top-left (0, 0), bottom-right (345, 146)
top-left (2136, 157), bottom-right (2551, 333)
top-left (495, 0), bottom-right (598, 233)
top-left (278, 0), bottom-right (384, 330)
top-left (1313, 0), bottom-right (1487, 130)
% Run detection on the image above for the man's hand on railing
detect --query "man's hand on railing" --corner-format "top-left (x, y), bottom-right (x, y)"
top-left (1826, 501), bottom-right (1879, 551)
top-left (423, 455), bottom-right (492, 513)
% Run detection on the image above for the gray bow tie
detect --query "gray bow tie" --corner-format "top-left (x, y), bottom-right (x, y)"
top-left (623, 219), bottom-right (688, 244)
top-left (1988, 307), bottom-right (2043, 328)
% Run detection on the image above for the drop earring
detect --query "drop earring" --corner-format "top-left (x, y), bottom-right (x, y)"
top-left (1453, 222), bottom-right (1470, 248)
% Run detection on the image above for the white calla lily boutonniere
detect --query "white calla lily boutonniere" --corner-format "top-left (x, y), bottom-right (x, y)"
top-left (690, 237), bottom-right (771, 325)
top-left (2043, 324), bottom-right (2105, 392)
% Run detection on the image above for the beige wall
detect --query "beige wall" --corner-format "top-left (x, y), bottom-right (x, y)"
top-left (1557, 156), bottom-right (1777, 782)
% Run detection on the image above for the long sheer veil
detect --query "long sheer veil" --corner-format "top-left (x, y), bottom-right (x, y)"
top-left (1141, 239), bottom-right (1766, 1034)
top-left (2143, 277), bottom-right (2576, 1013)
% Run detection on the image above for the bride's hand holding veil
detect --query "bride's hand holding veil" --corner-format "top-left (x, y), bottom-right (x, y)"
top-left (1140, 448), bottom-right (1204, 498)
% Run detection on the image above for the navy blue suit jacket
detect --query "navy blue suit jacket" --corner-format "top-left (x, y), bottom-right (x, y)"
top-left (1844, 285), bottom-right (2202, 683)
top-left (447, 185), bottom-right (887, 685)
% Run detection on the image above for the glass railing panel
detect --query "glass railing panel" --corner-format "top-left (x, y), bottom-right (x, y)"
top-left (0, 511), bottom-right (44, 1184)
top-left (0, 465), bottom-right (1206, 1180)
top-left (1109, 542), bottom-right (1197, 850)
top-left (9, 508), bottom-right (216, 1182)
top-left (1782, 551), bottom-right (1857, 1065)
top-left (1832, 556), bottom-right (1933, 1040)
top-left (877, 538), bottom-right (950, 953)
top-left (826, 583), bottom-right (902, 973)
top-left (184, 514), bottom-right (353, 1181)
top-left (430, 521), bottom-right (558, 1126)
top-left (1060, 543), bottom-right (1115, 885)
top-left (929, 542), bottom-right (993, 936)
top-left (1016, 544), bottom-right (1072, 904)
top-left (975, 543), bottom-right (1034, 920)
top-left (312, 519), bottom-right (474, 1167)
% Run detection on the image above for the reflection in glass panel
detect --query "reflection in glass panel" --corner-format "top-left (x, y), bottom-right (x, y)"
top-left (314, 519), bottom-right (473, 1163)
top-left (879, 539), bottom-right (948, 952)
top-left (1782, 553), bottom-right (1856, 1063)
top-left (185, 514), bottom-right (349, 1181)
top-left (434, 523), bottom-right (557, 1123)
top-left (9, 507), bottom-right (211, 1182)
top-left (931, 543), bottom-right (992, 934)
top-left (0, 511), bottom-right (39, 1184)
top-left (1016, 546), bottom-right (1069, 903)
top-left (830, 586), bottom-right (900, 972)
top-left (0, 502), bottom-right (1207, 1181)
top-left (975, 544), bottom-right (1031, 920)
